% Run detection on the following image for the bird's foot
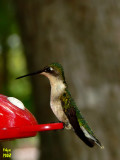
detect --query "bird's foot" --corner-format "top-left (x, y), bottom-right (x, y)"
top-left (64, 122), bottom-right (72, 130)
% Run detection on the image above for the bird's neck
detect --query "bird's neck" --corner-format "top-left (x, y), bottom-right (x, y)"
top-left (49, 77), bottom-right (66, 99)
top-left (41, 72), bottom-right (66, 98)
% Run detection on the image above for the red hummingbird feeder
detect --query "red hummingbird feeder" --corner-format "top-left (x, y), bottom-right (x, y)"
top-left (0, 94), bottom-right (63, 140)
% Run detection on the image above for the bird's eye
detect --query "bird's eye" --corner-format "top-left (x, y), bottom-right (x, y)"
top-left (45, 67), bottom-right (53, 72)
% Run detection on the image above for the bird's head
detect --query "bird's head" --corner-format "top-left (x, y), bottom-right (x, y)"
top-left (16, 63), bottom-right (66, 85)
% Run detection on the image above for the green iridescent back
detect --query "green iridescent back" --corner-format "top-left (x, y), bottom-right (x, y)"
top-left (60, 88), bottom-right (95, 137)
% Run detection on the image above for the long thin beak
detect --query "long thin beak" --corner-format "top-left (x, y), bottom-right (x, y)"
top-left (16, 69), bottom-right (44, 79)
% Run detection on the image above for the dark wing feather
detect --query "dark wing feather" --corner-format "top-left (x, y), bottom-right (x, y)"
top-left (60, 89), bottom-right (103, 148)
top-left (65, 107), bottom-right (95, 147)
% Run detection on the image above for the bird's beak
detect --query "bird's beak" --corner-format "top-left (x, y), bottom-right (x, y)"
top-left (16, 69), bottom-right (44, 79)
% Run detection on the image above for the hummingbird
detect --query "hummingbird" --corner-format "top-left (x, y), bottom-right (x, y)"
top-left (16, 63), bottom-right (104, 148)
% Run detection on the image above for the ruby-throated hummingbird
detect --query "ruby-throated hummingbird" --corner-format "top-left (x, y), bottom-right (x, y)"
top-left (16, 63), bottom-right (104, 148)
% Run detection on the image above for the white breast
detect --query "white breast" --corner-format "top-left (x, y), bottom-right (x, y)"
top-left (50, 99), bottom-right (67, 122)
top-left (41, 72), bottom-right (71, 129)
top-left (50, 78), bottom-right (68, 122)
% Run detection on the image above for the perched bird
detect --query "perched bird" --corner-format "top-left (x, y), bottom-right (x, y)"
top-left (16, 63), bottom-right (104, 148)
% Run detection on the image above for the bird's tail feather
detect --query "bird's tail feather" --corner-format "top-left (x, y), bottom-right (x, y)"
top-left (75, 126), bottom-right (104, 148)
top-left (74, 126), bottom-right (95, 147)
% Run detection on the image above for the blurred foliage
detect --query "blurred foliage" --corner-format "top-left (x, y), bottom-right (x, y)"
top-left (0, 1), bottom-right (37, 160)
top-left (0, 0), bottom-right (17, 37)
top-left (0, 0), bottom-right (34, 112)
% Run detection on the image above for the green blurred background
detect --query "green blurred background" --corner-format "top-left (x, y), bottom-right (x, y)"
top-left (0, 0), bottom-right (120, 160)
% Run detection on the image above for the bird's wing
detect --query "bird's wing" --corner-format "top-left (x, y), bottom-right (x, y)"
top-left (60, 90), bottom-right (103, 148)
top-left (75, 107), bottom-right (103, 148)
top-left (65, 106), bottom-right (96, 147)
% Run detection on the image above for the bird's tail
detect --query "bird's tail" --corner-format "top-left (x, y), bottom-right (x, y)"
top-left (74, 125), bottom-right (104, 148)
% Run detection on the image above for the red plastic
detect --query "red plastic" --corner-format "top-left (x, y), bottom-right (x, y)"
top-left (0, 94), bottom-right (64, 140)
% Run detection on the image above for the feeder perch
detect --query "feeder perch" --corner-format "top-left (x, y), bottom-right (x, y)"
top-left (0, 94), bottom-right (63, 140)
